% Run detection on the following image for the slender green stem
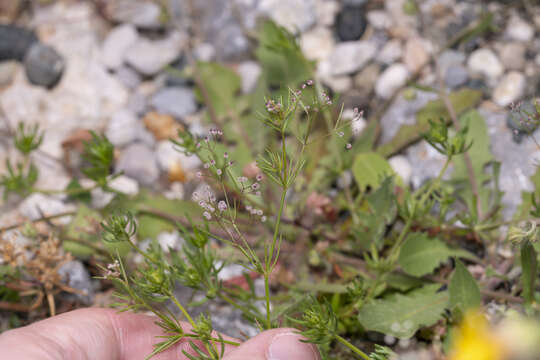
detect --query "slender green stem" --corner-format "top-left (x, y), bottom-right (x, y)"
top-left (418, 157), bottom-right (451, 208)
top-left (170, 295), bottom-right (196, 328)
top-left (32, 184), bottom-right (99, 196)
top-left (335, 335), bottom-right (370, 360)
top-left (264, 274), bottom-right (271, 329)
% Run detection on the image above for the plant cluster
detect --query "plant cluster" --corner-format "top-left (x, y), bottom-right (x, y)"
top-left (0, 20), bottom-right (539, 360)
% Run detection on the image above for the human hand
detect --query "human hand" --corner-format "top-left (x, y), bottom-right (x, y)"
top-left (0, 308), bottom-right (319, 360)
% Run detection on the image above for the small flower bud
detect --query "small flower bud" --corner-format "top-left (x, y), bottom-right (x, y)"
top-left (218, 200), bottom-right (227, 212)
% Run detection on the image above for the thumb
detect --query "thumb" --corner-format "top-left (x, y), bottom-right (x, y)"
top-left (223, 328), bottom-right (319, 360)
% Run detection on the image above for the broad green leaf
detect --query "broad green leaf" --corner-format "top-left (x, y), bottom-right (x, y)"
top-left (452, 110), bottom-right (494, 215)
top-left (398, 233), bottom-right (476, 277)
top-left (194, 62), bottom-right (241, 116)
top-left (358, 284), bottom-right (448, 339)
top-left (521, 242), bottom-right (537, 305)
top-left (385, 273), bottom-right (425, 292)
top-left (377, 89), bottom-right (482, 157)
top-left (449, 260), bottom-right (481, 315)
top-left (353, 177), bottom-right (397, 249)
top-left (352, 152), bottom-right (393, 191)
top-left (255, 20), bottom-right (313, 90)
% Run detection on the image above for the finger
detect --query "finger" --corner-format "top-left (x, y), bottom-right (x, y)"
top-left (223, 328), bottom-right (320, 360)
top-left (0, 308), bottom-right (237, 360)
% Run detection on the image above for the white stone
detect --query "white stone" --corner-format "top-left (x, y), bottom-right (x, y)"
top-left (404, 37), bottom-right (430, 73)
top-left (493, 71), bottom-right (525, 107)
top-left (125, 31), bottom-right (185, 76)
top-left (301, 27), bottom-right (335, 62)
top-left (0, 59), bottom-right (128, 159)
top-left (498, 42), bottom-right (526, 71)
top-left (506, 16), bottom-right (534, 42)
top-left (19, 194), bottom-right (75, 225)
top-left (375, 63), bottom-right (409, 99)
top-left (237, 61), bottom-right (262, 94)
top-left (389, 155), bottom-right (412, 185)
top-left (218, 264), bottom-right (246, 281)
top-left (376, 39), bottom-right (403, 64)
top-left (324, 75), bottom-right (352, 93)
top-left (109, 175), bottom-right (139, 196)
top-left (467, 48), bottom-right (503, 79)
top-left (367, 10), bottom-right (392, 29)
top-left (315, 0), bottom-right (339, 26)
top-left (329, 41), bottom-right (377, 75)
top-left (110, 0), bottom-right (162, 29)
top-left (0, 61), bottom-right (19, 86)
top-left (90, 188), bottom-right (116, 209)
top-left (100, 24), bottom-right (139, 69)
top-left (155, 140), bottom-right (202, 172)
top-left (105, 109), bottom-right (140, 147)
top-left (258, 0), bottom-right (316, 34)
top-left (164, 182), bottom-right (185, 200)
top-left (193, 43), bottom-right (216, 62)
top-left (157, 231), bottom-right (183, 252)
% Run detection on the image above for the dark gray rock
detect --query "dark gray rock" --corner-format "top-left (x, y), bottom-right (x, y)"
top-left (335, 5), bottom-right (367, 41)
top-left (23, 43), bottom-right (65, 88)
top-left (0, 24), bottom-right (37, 61)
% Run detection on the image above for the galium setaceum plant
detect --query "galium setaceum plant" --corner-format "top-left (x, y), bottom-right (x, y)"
top-left (1, 73), bottom-right (540, 359)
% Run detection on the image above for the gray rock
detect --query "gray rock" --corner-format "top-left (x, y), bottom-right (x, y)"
top-left (406, 140), bottom-right (451, 189)
top-left (445, 65), bottom-right (469, 89)
top-left (380, 90), bottom-right (438, 144)
top-left (58, 261), bottom-right (94, 304)
top-left (353, 63), bottom-right (380, 97)
top-left (116, 143), bottom-right (160, 185)
top-left (493, 71), bottom-right (525, 107)
top-left (115, 66), bottom-right (142, 89)
top-left (109, 0), bottom-right (163, 29)
top-left (150, 87), bottom-right (197, 119)
top-left (19, 194), bottom-right (75, 225)
top-left (437, 50), bottom-right (466, 74)
top-left (100, 24), bottom-right (138, 69)
top-left (126, 92), bottom-right (148, 115)
top-left (375, 63), bottom-right (409, 99)
top-left (23, 43), bottom-right (65, 88)
top-left (105, 109), bottom-right (140, 147)
top-left (237, 61), bottom-right (262, 94)
top-left (467, 48), bottom-right (503, 79)
top-left (388, 155), bottom-right (412, 185)
top-left (498, 42), bottom-right (526, 71)
top-left (483, 110), bottom-right (540, 218)
top-left (376, 39), bottom-right (402, 65)
top-left (125, 31), bottom-right (185, 76)
top-left (329, 41), bottom-right (377, 75)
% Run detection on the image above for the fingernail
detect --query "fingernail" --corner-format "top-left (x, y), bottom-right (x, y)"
top-left (267, 332), bottom-right (319, 360)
